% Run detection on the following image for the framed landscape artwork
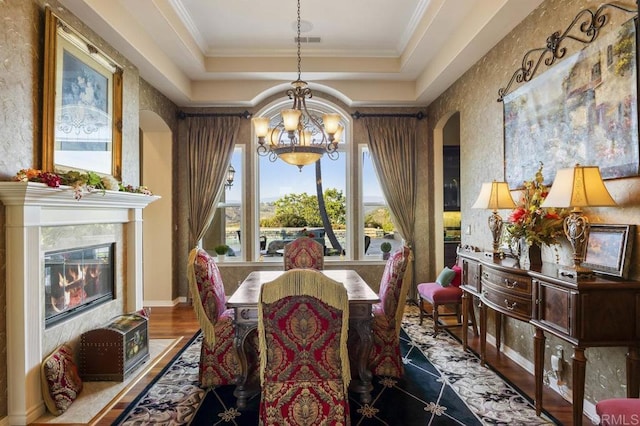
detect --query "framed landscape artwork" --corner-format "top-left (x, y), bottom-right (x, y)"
top-left (503, 18), bottom-right (639, 189)
top-left (582, 224), bottom-right (635, 278)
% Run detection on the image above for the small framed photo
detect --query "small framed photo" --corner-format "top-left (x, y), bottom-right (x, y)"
top-left (582, 224), bottom-right (635, 278)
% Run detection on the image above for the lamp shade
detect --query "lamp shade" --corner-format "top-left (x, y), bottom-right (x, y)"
top-left (252, 117), bottom-right (270, 138)
top-left (540, 165), bottom-right (617, 208)
top-left (471, 181), bottom-right (516, 210)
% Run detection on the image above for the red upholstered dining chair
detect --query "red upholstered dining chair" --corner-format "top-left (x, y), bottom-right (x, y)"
top-left (283, 236), bottom-right (325, 270)
top-left (417, 261), bottom-right (478, 334)
top-left (363, 245), bottom-right (411, 378)
top-left (187, 248), bottom-right (258, 388)
top-left (257, 269), bottom-right (351, 425)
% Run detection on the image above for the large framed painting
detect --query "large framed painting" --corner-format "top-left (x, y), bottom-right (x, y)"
top-left (42, 8), bottom-right (123, 179)
top-left (503, 17), bottom-right (639, 189)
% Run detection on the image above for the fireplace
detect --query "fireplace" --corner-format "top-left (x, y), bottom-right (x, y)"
top-left (0, 181), bottom-right (158, 424)
top-left (44, 243), bottom-right (115, 327)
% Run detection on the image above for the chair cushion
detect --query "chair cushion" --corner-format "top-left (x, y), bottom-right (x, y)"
top-left (596, 398), bottom-right (640, 426)
top-left (40, 344), bottom-right (83, 415)
top-left (451, 264), bottom-right (462, 287)
top-left (436, 267), bottom-right (456, 287)
top-left (418, 282), bottom-right (462, 304)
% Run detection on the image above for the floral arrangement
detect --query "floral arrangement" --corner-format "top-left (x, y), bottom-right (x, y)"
top-left (505, 163), bottom-right (566, 247)
top-left (13, 168), bottom-right (152, 200)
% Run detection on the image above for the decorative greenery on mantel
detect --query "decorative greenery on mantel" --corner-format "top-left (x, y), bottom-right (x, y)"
top-left (11, 168), bottom-right (152, 200)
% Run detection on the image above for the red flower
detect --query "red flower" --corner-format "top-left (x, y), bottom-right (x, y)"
top-left (508, 207), bottom-right (527, 223)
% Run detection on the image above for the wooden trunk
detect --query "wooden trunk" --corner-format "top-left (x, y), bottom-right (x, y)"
top-left (80, 313), bottom-right (149, 381)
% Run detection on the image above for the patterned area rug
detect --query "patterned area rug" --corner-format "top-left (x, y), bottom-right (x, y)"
top-left (114, 306), bottom-right (557, 425)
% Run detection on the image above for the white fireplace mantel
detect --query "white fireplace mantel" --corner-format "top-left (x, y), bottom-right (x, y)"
top-left (0, 182), bottom-right (158, 425)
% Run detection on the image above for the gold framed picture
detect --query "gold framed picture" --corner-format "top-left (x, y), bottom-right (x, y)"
top-left (42, 8), bottom-right (123, 179)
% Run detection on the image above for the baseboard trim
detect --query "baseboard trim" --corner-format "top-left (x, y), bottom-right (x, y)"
top-left (487, 333), bottom-right (598, 423)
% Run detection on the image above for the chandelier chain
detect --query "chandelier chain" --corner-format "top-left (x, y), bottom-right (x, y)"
top-left (296, 0), bottom-right (302, 81)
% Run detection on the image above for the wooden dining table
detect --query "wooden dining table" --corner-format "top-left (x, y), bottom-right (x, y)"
top-left (227, 269), bottom-right (380, 408)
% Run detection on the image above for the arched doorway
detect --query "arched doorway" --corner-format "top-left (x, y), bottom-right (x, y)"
top-left (433, 111), bottom-right (460, 269)
top-left (139, 110), bottom-right (173, 305)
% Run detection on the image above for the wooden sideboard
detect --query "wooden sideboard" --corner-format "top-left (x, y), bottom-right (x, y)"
top-left (458, 250), bottom-right (640, 426)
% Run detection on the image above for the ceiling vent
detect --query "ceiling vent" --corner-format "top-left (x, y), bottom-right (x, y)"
top-left (295, 36), bottom-right (321, 43)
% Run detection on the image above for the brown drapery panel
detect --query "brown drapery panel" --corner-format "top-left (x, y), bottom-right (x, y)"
top-left (363, 116), bottom-right (418, 298)
top-left (186, 116), bottom-right (240, 248)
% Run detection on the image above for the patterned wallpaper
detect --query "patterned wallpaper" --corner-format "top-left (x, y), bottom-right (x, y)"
top-left (428, 0), bottom-right (640, 406)
top-left (0, 0), bottom-right (142, 418)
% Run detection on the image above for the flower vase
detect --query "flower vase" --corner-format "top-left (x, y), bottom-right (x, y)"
top-left (519, 239), bottom-right (542, 269)
top-left (217, 254), bottom-right (225, 263)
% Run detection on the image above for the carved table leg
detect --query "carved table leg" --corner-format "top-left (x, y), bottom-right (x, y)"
top-left (495, 312), bottom-right (502, 352)
top-left (480, 300), bottom-right (487, 366)
top-left (627, 346), bottom-right (640, 398)
top-left (462, 290), bottom-right (470, 350)
top-left (349, 303), bottom-right (374, 404)
top-left (572, 346), bottom-right (587, 426)
top-left (534, 327), bottom-right (546, 416)
top-left (232, 308), bottom-right (258, 409)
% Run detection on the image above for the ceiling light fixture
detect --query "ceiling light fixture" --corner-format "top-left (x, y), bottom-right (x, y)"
top-left (252, 0), bottom-right (343, 171)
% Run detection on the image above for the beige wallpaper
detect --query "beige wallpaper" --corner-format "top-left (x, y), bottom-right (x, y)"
top-left (0, 0), bottom-right (143, 418)
top-left (428, 0), bottom-right (640, 405)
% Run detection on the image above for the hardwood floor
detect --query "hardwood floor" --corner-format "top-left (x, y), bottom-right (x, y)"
top-left (50, 303), bottom-right (584, 425)
top-left (93, 304), bottom-right (200, 425)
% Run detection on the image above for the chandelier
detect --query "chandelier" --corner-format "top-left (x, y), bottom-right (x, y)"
top-left (252, 0), bottom-right (343, 170)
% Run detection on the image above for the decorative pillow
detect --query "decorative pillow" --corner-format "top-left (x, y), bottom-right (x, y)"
top-left (40, 344), bottom-right (83, 415)
top-left (436, 267), bottom-right (456, 287)
top-left (450, 265), bottom-right (462, 287)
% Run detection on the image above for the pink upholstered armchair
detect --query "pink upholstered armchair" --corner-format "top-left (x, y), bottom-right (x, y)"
top-left (257, 269), bottom-right (351, 424)
top-left (283, 236), bottom-right (325, 270)
top-left (417, 262), bottom-right (477, 334)
top-left (187, 248), bottom-right (257, 388)
top-left (360, 246), bottom-right (411, 378)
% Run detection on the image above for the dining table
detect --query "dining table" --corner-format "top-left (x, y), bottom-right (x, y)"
top-left (227, 269), bottom-right (380, 408)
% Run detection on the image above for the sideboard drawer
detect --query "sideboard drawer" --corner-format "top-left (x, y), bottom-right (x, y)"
top-left (482, 268), bottom-right (531, 298)
top-left (482, 281), bottom-right (532, 321)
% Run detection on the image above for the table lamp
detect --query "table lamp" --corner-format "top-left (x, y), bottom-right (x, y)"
top-left (540, 164), bottom-right (617, 280)
top-left (472, 181), bottom-right (516, 257)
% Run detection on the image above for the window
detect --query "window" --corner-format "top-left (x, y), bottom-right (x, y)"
top-left (203, 146), bottom-right (243, 260)
top-left (256, 100), bottom-right (349, 261)
top-left (253, 99), bottom-right (395, 262)
top-left (361, 146), bottom-right (397, 258)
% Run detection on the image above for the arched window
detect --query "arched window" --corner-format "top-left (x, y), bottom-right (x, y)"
top-left (255, 98), bottom-right (350, 261)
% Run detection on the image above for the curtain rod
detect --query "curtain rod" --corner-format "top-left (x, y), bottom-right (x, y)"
top-left (351, 111), bottom-right (425, 120)
top-left (177, 110), bottom-right (252, 120)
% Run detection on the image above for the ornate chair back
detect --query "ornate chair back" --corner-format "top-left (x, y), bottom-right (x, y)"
top-left (188, 248), bottom-right (253, 387)
top-left (257, 269), bottom-right (350, 424)
top-left (283, 236), bottom-right (325, 270)
top-left (368, 245), bottom-right (411, 377)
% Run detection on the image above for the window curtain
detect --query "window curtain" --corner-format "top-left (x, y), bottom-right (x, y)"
top-left (363, 116), bottom-right (418, 298)
top-left (186, 116), bottom-right (240, 248)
